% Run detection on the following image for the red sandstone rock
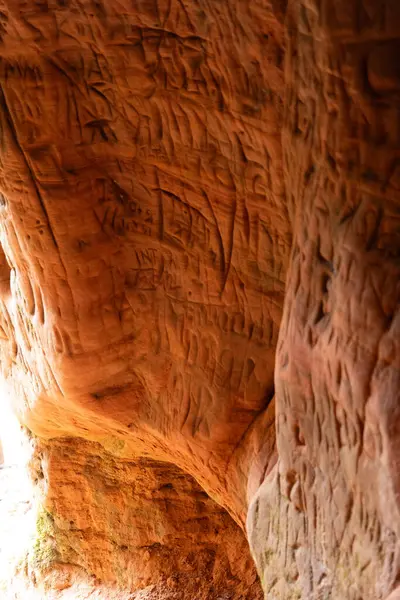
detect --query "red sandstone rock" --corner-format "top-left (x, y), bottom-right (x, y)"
top-left (248, 2), bottom-right (400, 599)
top-left (26, 437), bottom-right (262, 598)
top-left (0, 0), bottom-right (285, 529)
top-left (0, 0), bottom-right (284, 596)
top-left (0, 0), bottom-right (399, 599)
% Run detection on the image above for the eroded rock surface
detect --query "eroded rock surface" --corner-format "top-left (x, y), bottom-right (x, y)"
top-left (0, 0), bottom-right (286, 528)
top-left (26, 437), bottom-right (262, 599)
top-left (0, 0), bottom-right (400, 598)
top-left (249, 1), bottom-right (400, 599)
top-left (0, 0), bottom-right (285, 596)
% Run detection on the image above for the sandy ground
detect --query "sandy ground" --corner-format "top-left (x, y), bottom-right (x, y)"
top-left (0, 398), bottom-right (36, 599)
top-left (0, 463), bottom-right (36, 599)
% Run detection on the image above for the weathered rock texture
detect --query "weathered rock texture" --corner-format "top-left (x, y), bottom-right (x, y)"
top-left (0, 0), bottom-right (399, 598)
top-left (0, 0), bottom-right (284, 596)
top-left (27, 437), bottom-right (261, 598)
top-left (248, 2), bottom-right (400, 599)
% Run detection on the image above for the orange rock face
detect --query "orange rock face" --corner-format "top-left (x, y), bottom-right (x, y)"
top-left (248, 2), bottom-right (400, 599)
top-left (28, 437), bottom-right (262, 598)
top-left (0, 0), bottom-right (399, 598)
top-left (0, 0), bottom-right (286, 527)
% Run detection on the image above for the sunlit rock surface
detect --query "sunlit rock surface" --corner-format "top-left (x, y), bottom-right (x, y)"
top-left (0, 0), bottom-right (400, 598)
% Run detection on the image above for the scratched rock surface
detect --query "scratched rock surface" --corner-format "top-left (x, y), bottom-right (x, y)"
top-left (1, 0), bottom-right (400, 599)
top-left (0, 0), bottom-right (287, 528)
top-left (0, 0), bottom-right (286, 596)
top-left (248, 0), bottom-right (400, 599)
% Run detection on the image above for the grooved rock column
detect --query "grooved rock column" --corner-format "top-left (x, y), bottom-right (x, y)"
top-left (248, 1), bottom-right (400, 598)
